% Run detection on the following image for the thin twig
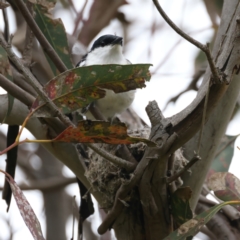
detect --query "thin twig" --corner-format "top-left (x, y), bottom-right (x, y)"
top-left (163, 69), bottom-right (205, 111)
top-left (0, 177), bottom-right (76, 191)
top-left (68, 0), bottom-right (78, 15)
top-left (117, 145), bottom-right (138, 165)
top-left (87, 143), bottom-right (136, 171)
top-left (151, 26), bottom-right (212, 75)
top-left (15, 0), bottom-right (67, 73)
top-left (72, 0), bottom-right (88, 36)
top-left (167, 154), bottom-right (201, 184)
top-left (152, 0), bottom-right (220, 81)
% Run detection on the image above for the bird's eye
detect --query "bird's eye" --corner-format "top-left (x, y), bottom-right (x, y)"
top-left (101, 42), bottom-right (105, 46)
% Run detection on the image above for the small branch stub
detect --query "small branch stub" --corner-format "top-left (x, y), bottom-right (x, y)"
top-left (146, 100), bottom-right (164, 127)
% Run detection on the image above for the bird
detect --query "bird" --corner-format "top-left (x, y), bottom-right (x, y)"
top-left (76, 34), bottom-right (136, 120)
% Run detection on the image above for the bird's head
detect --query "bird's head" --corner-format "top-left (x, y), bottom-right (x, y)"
top-left (89, 35), bottom-right (124, 62)
top-left (91, 34), bottom-right (123, 51)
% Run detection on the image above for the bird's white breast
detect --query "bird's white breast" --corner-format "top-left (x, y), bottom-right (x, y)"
top-left (84, 44), bottom-right (135, 119)
top-left (94, 89), bottom-right (135, 119)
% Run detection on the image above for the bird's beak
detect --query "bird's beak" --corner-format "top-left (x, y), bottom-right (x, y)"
top-left (112, 36), bottom-right (123, 46)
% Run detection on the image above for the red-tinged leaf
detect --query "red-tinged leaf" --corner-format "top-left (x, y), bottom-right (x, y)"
top-left (164, 200), bottom-right (240, 240)
top-left (1, 171), bottom-right (45, 240)
top-left (207, 172), bottom-right (240, 210)
top-left (54, 120), bottom-right (156, 146)
top-left (171, 187), bottom-right (193, 229)
top-left (32, 64), bottom-right (152, 116)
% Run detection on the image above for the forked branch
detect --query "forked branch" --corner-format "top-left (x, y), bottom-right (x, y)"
top-left (152, 0), bottom-right (220, 82)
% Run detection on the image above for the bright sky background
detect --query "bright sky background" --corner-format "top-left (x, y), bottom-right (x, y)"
top-left (0, 0), bottom-right (240, 239)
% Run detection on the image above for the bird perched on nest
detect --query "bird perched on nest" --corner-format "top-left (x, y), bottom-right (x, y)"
top-left (76, 34), bottom-right (135, 120)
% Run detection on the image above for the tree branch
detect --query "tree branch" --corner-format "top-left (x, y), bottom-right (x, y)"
top-left (11, 68), bottom-right (36, 96)
top-left (152, 0), bottom-right (220, 81)
top-left (0, 74), bottom-right (34, 106)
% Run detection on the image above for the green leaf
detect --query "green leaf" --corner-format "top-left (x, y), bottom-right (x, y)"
top-left (164, 200), bottom-right (240, 240)
top-left (171, 187), bottom-right (193, 229)
top-left (208, 172), bottom-right (240, 211)
top-left (32, 0), bottom-right (73, 75)
top-left (32, 64), bottom-right (152, 116)
top-left (0, 45), bottom-right (14, 123)
top-left (54, 120), bottom-right (156, 146)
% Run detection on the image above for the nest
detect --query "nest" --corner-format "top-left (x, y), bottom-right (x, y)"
top-left (85, 143), bottom-right (124, 208)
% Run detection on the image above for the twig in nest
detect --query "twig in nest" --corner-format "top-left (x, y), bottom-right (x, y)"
top-left (167, 154), bottom-right (201, 184)
top-left (87, 143), bottom-right (136, 172)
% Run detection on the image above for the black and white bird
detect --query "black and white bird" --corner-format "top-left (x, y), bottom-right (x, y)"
top-left (76, 34), bottom-right (135, 120)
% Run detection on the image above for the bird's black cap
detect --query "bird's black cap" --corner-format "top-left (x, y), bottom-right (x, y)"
top-left (91, 35), bottom-right (123, 51)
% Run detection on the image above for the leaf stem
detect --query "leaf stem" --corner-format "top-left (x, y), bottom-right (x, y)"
top-left (15, 111), bottom-right (33, 142)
